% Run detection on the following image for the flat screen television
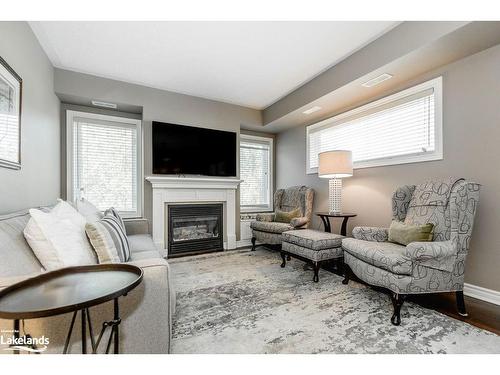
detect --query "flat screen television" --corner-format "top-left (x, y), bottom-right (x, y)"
top-left (152, 121), bottom-right (237, 177)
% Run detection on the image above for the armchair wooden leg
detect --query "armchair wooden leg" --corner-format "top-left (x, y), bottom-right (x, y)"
top-left (280, 251), bottom-right (286, 268)
top-left (390, 293), bottom-right (406, 326)
top-left (251, 237), bottom-right (256, 251)
top-left (342, 264), bottom-right (350, 285)
top-left (312, 261), bottom-right (320, 283)
top-left (456, 291), bottom-right (468, 317)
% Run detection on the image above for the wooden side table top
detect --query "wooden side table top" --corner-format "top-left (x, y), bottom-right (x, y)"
top-left (0, 264), bottom-right (143, 320)
top-left (315, 212), bottom-right (357, 218)
top-left (315, 212), bottom-right (357, 236)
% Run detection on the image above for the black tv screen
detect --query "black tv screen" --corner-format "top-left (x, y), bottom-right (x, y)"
top-left (152, 121), bottom-right (237, 177)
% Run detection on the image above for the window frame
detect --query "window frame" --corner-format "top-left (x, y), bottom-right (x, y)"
top-left (306, 76), bottom-right (443, 174)
top-left (239, 133), bottom-right (274, 213)
top-left (66, 110), bottom-right (143, 218)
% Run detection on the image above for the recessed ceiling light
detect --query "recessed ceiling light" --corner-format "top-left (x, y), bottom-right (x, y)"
top-left (91, 100), bottom-right (117, 109)
top-left (302, 106), bottom-right (322, 115)
top-left (362, 73), bottom-right (393, 88)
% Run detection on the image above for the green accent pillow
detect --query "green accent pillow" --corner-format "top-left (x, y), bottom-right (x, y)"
top-left (388, 220), bottom-right (434, 246)
top-left (274, 208), bottom-right (301, 223)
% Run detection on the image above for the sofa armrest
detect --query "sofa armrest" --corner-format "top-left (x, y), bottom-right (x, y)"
top-left (404, 240), bottom-right (456, 272)
top-left (352, 227), bottom-right (388, 242)
top-left (290, 216), bottom-right (309, 228)
top-left (256, 213), bottom-right (275, 222)
top-left (124, 218), bottom-right (150, 235)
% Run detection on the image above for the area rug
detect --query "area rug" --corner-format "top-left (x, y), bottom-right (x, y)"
top-left (170, 248), bottom-right (500, 354)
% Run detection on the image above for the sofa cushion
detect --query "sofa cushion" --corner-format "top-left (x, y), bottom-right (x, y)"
top-left (129, 250), bottom-right (162, 261)
top-left (0, 210), bottom-right (43, 278)
top-left (342, 238), bottom-right (412, 275)
top-left (282, 229), bottom-right (343, 250)
top-left (250, 221), bottom-right (293, 234)
top-left (128, 234), bottom-right (158, 253)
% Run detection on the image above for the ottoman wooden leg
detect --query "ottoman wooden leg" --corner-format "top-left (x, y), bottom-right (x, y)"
top-left (312, 261), bottom-right (320, 283)
top-left (280, 251), bottom-right (287, 268)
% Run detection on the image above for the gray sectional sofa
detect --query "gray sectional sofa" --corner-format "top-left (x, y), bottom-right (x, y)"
top-left (0, 209), bottom-right (175, 354)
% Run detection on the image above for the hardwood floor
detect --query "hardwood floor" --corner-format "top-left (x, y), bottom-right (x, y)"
top-left (321, 260), bottom-right (500, 335)
top-left (408, 293), bottom-right (500, 335)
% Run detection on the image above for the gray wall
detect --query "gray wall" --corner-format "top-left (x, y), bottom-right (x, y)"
top-left (54, 69), bottom-right (262, 240)
top-left (276, 44), bottom-right (500, 291)
top-left (0, 22), bottom-right (60, 214)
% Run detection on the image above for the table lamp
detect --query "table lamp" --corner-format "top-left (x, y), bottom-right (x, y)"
top-left (318, 150), bottom-right (353, 214)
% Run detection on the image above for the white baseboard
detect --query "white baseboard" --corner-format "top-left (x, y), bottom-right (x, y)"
top-left (236, 239), bottom-right (253, 248)
top-left (464, 283), bottom-right (500, 306)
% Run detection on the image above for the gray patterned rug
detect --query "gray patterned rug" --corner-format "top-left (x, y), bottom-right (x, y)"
top-left (170, 248), bottom-right (500, 354)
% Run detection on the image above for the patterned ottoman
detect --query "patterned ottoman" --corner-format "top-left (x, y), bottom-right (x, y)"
top-left (281, 229), bottom-right (344, 282)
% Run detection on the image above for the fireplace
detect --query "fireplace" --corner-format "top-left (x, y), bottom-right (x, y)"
top-left (168, 204), bottom-right (223, 257)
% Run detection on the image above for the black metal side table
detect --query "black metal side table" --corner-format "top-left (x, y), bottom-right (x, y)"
top-left (0, 264), bottom-right (143, 354)
top-left (315, 212), bottom-right (357, 236)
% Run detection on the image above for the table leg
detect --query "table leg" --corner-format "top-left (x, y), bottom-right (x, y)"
top-left (13, 319), bottom-right (19, 355)
top-left (340, 217), bottom-right (349, 236)
top-left (320, 215), bottom-right (332, 232)
top-left (81, 309), bottom-right (87, 354)
top-left (113, 298), bottom-right (119, 354)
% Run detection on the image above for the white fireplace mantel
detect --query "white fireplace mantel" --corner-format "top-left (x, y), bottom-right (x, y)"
top-left (146, 176), bottom-right (242, 251)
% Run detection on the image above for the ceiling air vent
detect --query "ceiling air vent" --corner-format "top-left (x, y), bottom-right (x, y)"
top-left (91, 100), bottom-right (117, 109)
top-left (361, 73), bottom-right (393, 88)
top-left (302, 106), bottom-right (322, 115)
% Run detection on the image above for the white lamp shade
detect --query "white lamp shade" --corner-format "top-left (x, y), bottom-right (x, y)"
top-left (318, 150), bottom-right (353, 178)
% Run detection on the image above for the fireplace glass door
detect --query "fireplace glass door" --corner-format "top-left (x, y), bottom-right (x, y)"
top-left (168, 204), bottom-right (223, 257)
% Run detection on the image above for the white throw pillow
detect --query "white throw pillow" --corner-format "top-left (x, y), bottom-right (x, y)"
top-left (24, 200), bottom-right (97, 270)
top-left (76, 198), bottom-right (103, 223)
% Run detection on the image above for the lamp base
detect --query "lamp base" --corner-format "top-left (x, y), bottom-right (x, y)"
top-left (328, 178), bottom-right (342, 214)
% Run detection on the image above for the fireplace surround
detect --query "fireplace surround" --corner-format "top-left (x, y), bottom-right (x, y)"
top-left (146, 176), bottom-right (242, 252)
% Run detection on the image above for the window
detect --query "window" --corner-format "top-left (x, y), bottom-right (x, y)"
top-left (240, 134), bottom-right (273, 212)
top-left (66, 111), bottom-right (142, 217)
top-left (307, 77), bottom-right (442, 173)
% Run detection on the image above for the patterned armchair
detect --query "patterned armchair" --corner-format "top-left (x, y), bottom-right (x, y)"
top-left (250, 186), bottom-right (314, 251)
top-left (342, 178), bottom-right (481, 325)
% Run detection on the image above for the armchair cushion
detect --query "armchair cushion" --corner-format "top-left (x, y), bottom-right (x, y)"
top-left (352, 227), bottom-right (388, 242)
top-left (250, 221), bottom-right (293, 234)
top-left (290, 216), bottom-right (309, 228)
top-left (256, 213), bottom-right (274, 222)
top-left (404, 240), bottom-right (456, 272)
top-left (342, 238), bottom-right (412, 275)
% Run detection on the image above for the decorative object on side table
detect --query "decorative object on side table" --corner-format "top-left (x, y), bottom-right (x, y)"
top-left (315, 212), bottom-right (357, 236)
top-left (318, 150), bottom-right (353, 214)
top-left (0, 264), bottom-right (143, 354)
top-left (0, 56), bottom-right (22, 170)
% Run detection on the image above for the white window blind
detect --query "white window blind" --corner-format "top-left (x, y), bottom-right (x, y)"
top-left (0, 110), bottom-right (18, 166)
top-left (68, 111), bottom-right (142, 217)
top-left (307, 77), bottom-right (442, 172)
top-left (240, 135), bottom-right (273, 212)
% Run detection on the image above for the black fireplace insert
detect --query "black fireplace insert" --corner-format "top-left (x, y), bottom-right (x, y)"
top-left (168, 204), bottom-right (223, 257)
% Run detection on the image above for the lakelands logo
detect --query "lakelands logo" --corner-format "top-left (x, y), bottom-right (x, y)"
top-left (1, 330), bottom-right (49, 353)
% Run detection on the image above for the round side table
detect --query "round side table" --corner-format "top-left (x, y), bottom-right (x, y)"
top-left (315, 212), bottom-right (357, 236)
top-left (0, 264), bottom-right (143, 354)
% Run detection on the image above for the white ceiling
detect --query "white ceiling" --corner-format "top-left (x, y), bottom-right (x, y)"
top-left (30, 21), bottom-right (398, 109)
